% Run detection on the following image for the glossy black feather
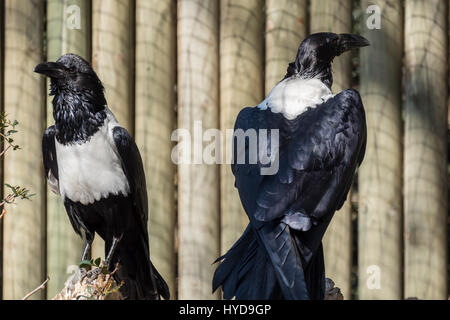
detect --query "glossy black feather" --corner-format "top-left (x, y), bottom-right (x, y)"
top-left (50, 54), bottom-right (107, 145)
top-left (214, 89), bottom-right (366, 300)
top-left (112, 127), bottom-right (170, 300)
top-left (42, 125), bottom-right (58, 181)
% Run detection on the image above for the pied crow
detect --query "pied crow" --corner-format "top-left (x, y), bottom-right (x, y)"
top-left (35, 54), bottom-right (169, 300)
top-left (213, 33), bottom-right (369, 300)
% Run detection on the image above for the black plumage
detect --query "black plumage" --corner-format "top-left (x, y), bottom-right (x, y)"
top-left (36, 54), bottom-right (169, 300)
top-left (213, 33), bottom-right (369, 299)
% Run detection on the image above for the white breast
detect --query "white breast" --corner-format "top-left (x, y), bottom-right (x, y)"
top-left (55, 109), bottom-right (130, 205)
top-left (259, 77), bottom-right (334, 120)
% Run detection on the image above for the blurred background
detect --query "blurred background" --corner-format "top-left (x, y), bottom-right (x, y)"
top-left (0, 0), bottom-right (448, 300)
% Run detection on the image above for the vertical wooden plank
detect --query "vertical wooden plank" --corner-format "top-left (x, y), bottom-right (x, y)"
top-left (265, 0), bottom-right (307, 92)
top-left (310, 0), bottom-right (353, 298)
top-left (91, 0), bottom-right (134, 259)
top-left (3, 0), bottom-right (45, 299)
top-left (46, 0), bottom-right (90, 299)
top-left (0, 0), bottom-right (4, 300)
top-left (135, 0), bottom-right (176, 298)
top-left (358, 0), bottom-right (403, 300)
top-left (404, 0), bottom-right (448, 300)
top-left (220, 0), bottom-right (264, 254)
top-left (177, 0), bottom-right (220, 299)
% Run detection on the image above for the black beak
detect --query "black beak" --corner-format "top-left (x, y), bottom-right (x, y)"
top-left (337, 34), bottom-right (370, 54)
top-left (34, 62), bottom-right (65, 78)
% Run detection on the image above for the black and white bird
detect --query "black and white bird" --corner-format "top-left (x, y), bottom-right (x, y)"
top-left (213, 33), bottom-right (369, 299)
top-left (35, 54), bottom-right (169, 300)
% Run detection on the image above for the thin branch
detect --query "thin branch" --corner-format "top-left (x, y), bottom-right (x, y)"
top-left (101, 262), bottom-right (120, 294)
top-left (0, 131), bottom-right (19, 156)
top-left (0, 194), bottom-right (20, 219)
top-left (22, 276), bottom-right (50, 300)
top-left (0, 144), bottom-right (11, 157)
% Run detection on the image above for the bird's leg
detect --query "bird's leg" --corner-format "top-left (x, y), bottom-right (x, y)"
top-left (87, 234), bottom-right (122, 282)
top-left (81, 232), bottom-right (94, 262)
top-left (66, 232), bottom-right (94, 289)
top-left (104, 235), bottom-right (122, 268)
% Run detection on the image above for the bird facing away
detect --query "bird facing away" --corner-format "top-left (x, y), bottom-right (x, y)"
top-left (35, 54), bottom-right (169, 300)
top-left (213, 33), bottom-right (369, 299)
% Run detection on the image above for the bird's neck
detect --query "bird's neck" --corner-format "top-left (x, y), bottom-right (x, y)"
top-left (298, 62), bottom-right (333, 89)
top-left (285, 56), bottom-right (333, 89)
top-left (52, 91), bottom-right (107, 145)
top-left (309, 64), bottom-right (333, 89)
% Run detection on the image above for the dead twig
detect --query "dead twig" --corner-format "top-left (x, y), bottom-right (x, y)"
top-left (0, 194), bottom-right (17, 219)
top-left (0, 208), bottom-right (6, 219)
top-left (104, 262), bottom-right (125, 295)
top-left (0, 186), bottom-right (34, 220)
top-left (101, 262), bottom-right (120, 295)
top-left (22, 276), bottom-right (50, 300)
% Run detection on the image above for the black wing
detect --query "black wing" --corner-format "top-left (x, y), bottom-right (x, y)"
top-left (112, 126), bottom-right (149, 241)
top-left (42, 125), bottom-right (59, 194)
top-left (232, 89), bottom-right (366, 299)
top-left (112, 126), bottom-right (170, 300)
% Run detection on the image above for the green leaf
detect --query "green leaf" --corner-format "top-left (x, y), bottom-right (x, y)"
top-left (94, 257), bottom-right (101, 267)
top-left (6, 129), bottom-right (17, 136)
top-left (79, 259), bottom-right (94, 268)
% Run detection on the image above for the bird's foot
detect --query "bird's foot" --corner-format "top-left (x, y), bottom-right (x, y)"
top-left (64, 267), bottom-right (88, 293)
top-left (84, 267), bottom-right (103, 283)
top-left (282, 211), bottom-right (315, 231)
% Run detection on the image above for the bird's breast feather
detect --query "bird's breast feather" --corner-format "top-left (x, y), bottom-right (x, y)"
top-left (55, 115), bottom-right (130, 205)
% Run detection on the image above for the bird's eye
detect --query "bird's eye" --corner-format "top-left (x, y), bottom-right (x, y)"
top-left (68, 66), bottom-right (76, 73)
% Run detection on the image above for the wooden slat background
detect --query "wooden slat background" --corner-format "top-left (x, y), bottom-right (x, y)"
top-left (3, 0), bottom-right (45, 300)
top-left (358, 0), bottom-right (403, 300)
top-left (135, 0), bottom-right (177, 300)
top-left (404, 0), bottom-right (448, 300)
top-left (177, 0), bottom-right (220, 299)
top-left (0, 0), bottom-right (448, 300)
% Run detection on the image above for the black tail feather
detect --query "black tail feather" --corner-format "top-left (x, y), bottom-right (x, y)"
top-left (151, 260), bottom-right (170, 300)
top-left (213, 223), bottom-right (326, 300)
top-left (213, 224), bottom-right (283, 300)
top-left (303, 243), bottom-right (325, 300)
top-left (109, 235), bottom-right (170, 300)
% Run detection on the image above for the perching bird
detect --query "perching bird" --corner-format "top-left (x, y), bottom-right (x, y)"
top-left (35, 54), bottom-right (169, 300)
top-left (213, 33), bottom-right (369, 300)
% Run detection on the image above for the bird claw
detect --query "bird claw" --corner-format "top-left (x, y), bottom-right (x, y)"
top-left (64, 267), bottom-right (87, 293)
top-left (84, 267), bottom-right (102, 283)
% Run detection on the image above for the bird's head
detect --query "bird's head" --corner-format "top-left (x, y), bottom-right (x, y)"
top-left (34, 54), bottom-right (107, 143)
top-left (286, 32), bottom-right (370, 86)
top-left (34, 53), bottom-right (105, 100)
